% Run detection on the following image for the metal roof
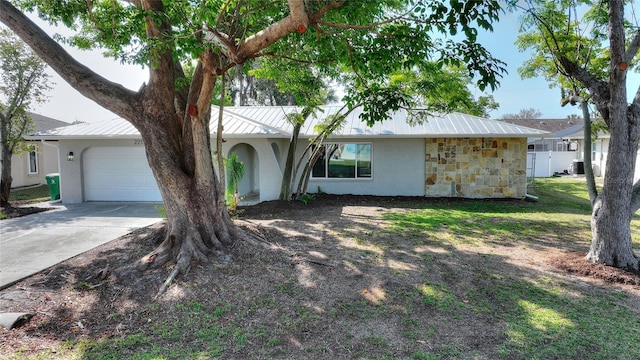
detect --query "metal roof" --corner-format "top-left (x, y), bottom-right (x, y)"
top-left (553, 124), bottom-right (585, 138)
top-left (29, 117), bottom-right (140, 138)
top-left (29, 105), bottom-right (549, 139)
top-left (217, 105), bottom-right (550, 138)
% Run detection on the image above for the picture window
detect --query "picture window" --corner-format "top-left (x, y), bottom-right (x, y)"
top-left (311, 143), bottom-right (372, 179)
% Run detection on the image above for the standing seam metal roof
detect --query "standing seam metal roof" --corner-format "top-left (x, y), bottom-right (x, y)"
top-left (28, 105), bottom-right (549, 139)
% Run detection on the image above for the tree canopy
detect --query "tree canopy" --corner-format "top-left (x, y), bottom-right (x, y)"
top-left (500, 108), bottom-right (542, 119)
top-left (8, 0), bottom-right (508, 120)
top-left (1, 0), bottom-right (512, 291)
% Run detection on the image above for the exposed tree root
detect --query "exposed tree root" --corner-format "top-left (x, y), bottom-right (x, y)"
top-left (156, 263), bottom-right (186, 298)
top-left (111, 216), bottom-right (271, 296)
top-left (234, 219), bottom-right (271, 247)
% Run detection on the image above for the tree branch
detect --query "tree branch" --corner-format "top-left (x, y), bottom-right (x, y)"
top-left (623, 29), bottom-right (640, 64)
top-left (203, 28), bottom-right (234, 55)
top-left (308, 0), bottom-right (345, 20)
top-left (140, 0), bottom-right (176, 104)
top-left (314, 9), bottom-right (407, 31)
top-left (235, 0), bottom-right (312, 61)
top-left (557, 55), bottom-right (611, 125)
top-left (0, 0), bottom-right (139, 120)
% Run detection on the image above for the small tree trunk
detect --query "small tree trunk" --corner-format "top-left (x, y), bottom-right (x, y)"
top-left (279, 123), bottom-right (301, 200)
top-left (580, 101), bottom-right (598, 205)
top-left (295, 144), bottom-right (324, 198)
top-left (216, 75), bottom-right (227, 210)
top-left (0, 146), bottom-right (13, 207)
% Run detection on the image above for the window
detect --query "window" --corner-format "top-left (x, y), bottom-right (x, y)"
top-left (312, 143), bottom-right (372, 179)
top-left (28, 149), bottom-right (38, 174)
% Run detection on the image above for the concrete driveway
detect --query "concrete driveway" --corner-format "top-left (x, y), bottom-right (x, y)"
top-left (0, 202), bottom-right (163, 289)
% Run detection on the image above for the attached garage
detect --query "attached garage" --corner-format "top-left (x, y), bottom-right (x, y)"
top-left (83, 146), bottom-right (161, 201)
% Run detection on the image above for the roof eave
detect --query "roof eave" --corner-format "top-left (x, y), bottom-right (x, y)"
top-left (25, 134), bottom-right (143, 140)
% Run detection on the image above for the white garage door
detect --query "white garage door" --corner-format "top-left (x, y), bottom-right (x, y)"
top-left (84, 146), bottom-right (162, 201)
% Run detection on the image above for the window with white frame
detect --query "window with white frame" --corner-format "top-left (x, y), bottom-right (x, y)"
top-left (28, 149), bottom-right (38, 174)
top-left (311, 143), bottom-right (372, 179)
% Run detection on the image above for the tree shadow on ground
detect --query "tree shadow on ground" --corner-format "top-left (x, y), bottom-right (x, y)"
top-left (1, 195), bottom-right (639, 359)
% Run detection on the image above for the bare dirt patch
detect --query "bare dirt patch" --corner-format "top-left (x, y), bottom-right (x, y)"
top-left (1, 195), bottom-right (639, 359)
top-left (549, 252), bottom-right (640, 286)
top-left (0, 205), bottom-right (51, 219)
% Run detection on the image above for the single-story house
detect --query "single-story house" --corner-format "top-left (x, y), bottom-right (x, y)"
top-left (561, 126), bottom-right (613, 179)
top-left (28, 105), bottom-right (548, 204)
top-left (1, 113), bottom-right (69, 188)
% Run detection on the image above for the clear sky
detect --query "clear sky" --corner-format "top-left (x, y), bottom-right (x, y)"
top-left (26, 9), bottom-right (640, 123)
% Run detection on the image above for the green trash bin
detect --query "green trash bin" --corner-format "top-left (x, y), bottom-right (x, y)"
top-left (45, 173), bottom-right (60, 200)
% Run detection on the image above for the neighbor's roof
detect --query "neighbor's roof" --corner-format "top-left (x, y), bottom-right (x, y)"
top-left (554, 124), bottom-right (585, 138)
top-left (563, 126), bottom-right (610, 140)
top-left (28, 105), bottom-right (549, 139)
top-left (29, 112), bottom-right (70, 132)
top-left (502, 117), bottom-right (584, 133)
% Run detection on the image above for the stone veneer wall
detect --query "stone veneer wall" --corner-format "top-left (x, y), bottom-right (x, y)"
top-left (425, 137), bottom-right (527, 198)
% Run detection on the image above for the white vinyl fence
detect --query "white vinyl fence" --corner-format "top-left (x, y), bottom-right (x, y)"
top-left (527, 151), bottom-right (578, 178)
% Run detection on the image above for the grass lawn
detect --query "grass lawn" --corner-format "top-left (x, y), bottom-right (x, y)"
top-left (8, 185), bottom-right (51, 204)
top-left (1, 177), bottom-right (639, 359)
top-left (0, 185), bottom-right (51, 219)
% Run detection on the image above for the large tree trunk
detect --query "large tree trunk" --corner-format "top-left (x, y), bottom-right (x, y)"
top-left (128, 56), bottom-right (259, 291)
top-left (587, 135), bottom-right (639, 270)
top-left (586, 92), bottom-right (639, 271)
top-left (585, 0), bottom-right (639, 271)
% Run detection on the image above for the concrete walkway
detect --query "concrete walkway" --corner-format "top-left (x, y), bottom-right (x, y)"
top-left (0, 202), bottom-right (163, 289)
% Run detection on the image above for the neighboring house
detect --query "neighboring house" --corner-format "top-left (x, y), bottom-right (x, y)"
top-left (2, 113), bottom-right (69, 188)
top-left (27, 105), bottom-right (548, 204)
top-left (506, 117), bottom-right (640, 181)
top-left (502, 117), bottom-right (584, 150)
top-left (561, 126), bottom-right (612, 179)
top-left (502, 118), bottom-right (585, 178)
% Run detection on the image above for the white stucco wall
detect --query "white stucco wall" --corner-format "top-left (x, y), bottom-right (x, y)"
top-left (52, 135), bottom-right (530, 204)
top-left (304, 138), bottom-right (426, 197)
top-left (588, 138), bottom-right (640, 181)
top-left (5, 141), bottom-right (59, 188)
top-left (53, 137), bottom-right (286, 204)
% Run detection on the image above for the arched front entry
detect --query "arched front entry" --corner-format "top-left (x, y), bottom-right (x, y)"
top-left (227, 143), bottom-right (259, 200)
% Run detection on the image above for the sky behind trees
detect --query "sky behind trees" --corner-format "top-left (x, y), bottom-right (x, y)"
top-left (18, 10), bottom-right (640, 123)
